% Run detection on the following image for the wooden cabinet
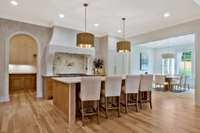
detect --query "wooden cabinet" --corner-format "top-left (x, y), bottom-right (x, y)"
top-left (43, 77), bottom-right (54, 99)
top-left (9, 35), bottom-right (37, 65)
top-left (9, 74), bottom-right (36, 92)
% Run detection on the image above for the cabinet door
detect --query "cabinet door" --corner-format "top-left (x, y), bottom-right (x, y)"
top-left (9, 77), bottom-right (24, 91)
top-left (24, 77), bottom-right (33, 89)
top-left (43, 78), bottom-right (53, 99)
top-left (9, 35), bottom-right (37, 65)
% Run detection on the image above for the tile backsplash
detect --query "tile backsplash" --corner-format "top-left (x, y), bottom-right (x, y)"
top-left (53, 53), bottom-right (87, 74)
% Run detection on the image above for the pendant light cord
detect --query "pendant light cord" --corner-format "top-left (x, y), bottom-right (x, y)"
top-left (122, 18), bottom-right (126, 40)
top-left (84, 3), bottom-right (88, 32)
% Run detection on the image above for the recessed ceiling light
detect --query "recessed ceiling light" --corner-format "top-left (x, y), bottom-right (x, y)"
top-left (10, 1), bottom-right (18, 6)
top-left (59, 13), bottom-right (64, 18)
top-left (164, 12), bottom-right (171, 18)
top-left (118, 30), bottom-right (122, 33)
top-left (94, 24), bottom-right (99, 27)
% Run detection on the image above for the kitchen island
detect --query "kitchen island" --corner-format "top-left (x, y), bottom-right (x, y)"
top-left (51, 76), bottom-right (125, 125)
top-left (42, 74), bottom-right (105, 99)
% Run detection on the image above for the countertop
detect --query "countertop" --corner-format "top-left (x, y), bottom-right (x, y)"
top-left (52, 76), bottom-right (126, 84)
top-left (9, 73), bottom-right (37, 75)
top-left (42, 74), bottom-right (105, 77)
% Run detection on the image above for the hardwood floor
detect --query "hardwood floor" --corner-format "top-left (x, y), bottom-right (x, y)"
top-left (0, 90), bottom-right (200, 133)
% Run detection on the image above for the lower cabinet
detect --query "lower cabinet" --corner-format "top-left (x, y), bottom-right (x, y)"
top-left (9, 74), bottom-right (36, 92)
top-left (43, 77), bottom-right (53, 100)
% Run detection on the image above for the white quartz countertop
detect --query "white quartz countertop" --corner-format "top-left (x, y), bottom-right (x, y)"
top-left (52, 77), bottom-right (83, 84)
top-left (52, 76), bottom-right (126, 84)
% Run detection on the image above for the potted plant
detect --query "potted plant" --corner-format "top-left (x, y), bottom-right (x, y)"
top-left (93, 58), bottom-right (104, 74)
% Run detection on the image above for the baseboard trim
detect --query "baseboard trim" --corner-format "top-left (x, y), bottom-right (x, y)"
top-left (0, 95), bottom-right (10, 102)
top-left (36, 93), bottom-right (43, 98)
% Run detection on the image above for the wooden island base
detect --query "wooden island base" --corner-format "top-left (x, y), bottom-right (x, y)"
top-left (52, 80), bottom-right (76, 124)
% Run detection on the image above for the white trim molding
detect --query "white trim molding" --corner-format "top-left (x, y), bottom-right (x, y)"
top-left (6, 32), bottom-right (42, 98)
top-left (0, 95), bottom-right (10, 102)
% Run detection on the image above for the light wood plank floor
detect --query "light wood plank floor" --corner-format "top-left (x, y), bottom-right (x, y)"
top-left (0, 90), bottom-right (200, 133)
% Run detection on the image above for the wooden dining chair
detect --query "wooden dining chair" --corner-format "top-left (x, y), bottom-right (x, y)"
top-left (79, 77), bottom-right (101, 126)
top-left (139, 75), bottom-right (153, 109)
top-left (171, 75), bottom-right (182, 91)
top-left (154, 75), bottom-right (169, 90)
top-left (101, 76), bottom-right (122, 118)
top-left (122, 75), bottom-right (141, 113)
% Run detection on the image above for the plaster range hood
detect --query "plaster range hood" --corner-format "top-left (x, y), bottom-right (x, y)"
top-left (48, 45), bottom-right (95, 56)
top-left (45, 26), bottom-right (95, 75)
top-left (47, 26), bottom-right (95, 56)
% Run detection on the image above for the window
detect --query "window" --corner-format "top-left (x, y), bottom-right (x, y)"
top-left (162, 58), bottom-right (175, 75)
top-left (180, 51), bottom-right (192, 76)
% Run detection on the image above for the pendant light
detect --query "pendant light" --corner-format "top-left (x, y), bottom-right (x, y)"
top-left (77, 3), bottom-right (94, 48)
top-left (117, 18), bottom-right (131, 53)
top-left (162, 38), bottom-right (175, 59)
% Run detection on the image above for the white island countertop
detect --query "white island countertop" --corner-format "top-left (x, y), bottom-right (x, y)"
top-left (52, 76), bottom-right (126, 84)
top-left (52, 77), bottom-right (84, 84)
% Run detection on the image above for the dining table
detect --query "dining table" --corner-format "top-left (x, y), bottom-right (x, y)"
top-left (165, 75), bottom-right (180, 91)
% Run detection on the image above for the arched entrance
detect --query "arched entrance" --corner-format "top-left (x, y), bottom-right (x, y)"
top-left (6, 32), bottom-right (41, 97)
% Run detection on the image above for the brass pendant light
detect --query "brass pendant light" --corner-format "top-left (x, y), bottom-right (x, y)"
top-left (117, 18), bottom-right (131, 53)
top-left (77, 3), bottom-right (94, 48)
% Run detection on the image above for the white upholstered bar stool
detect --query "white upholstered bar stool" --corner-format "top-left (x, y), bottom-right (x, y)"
top-left (79, 77), bottom-right (101, 125)
top-left (122, 75), bottom-right (141, 113)
top-left (101, 76), bottom-right (122, 118)
top-left (139, 75), bottom-right (153, 109)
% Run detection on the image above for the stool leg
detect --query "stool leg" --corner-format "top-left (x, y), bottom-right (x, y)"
top-left (118, 96), bottom-right (121, 117)
top-left (125, 94), bottom-right (128, 113)
top-left (136, 94), bottom-right (139, 112)
top-left (139, 92), bottom-right (142, 109)
top-left (97, 100), bottom-right (100, 124)
top-left (81, 101), bottom-right (85, 126)
top-left (150, 91), bottom-right (152, 109)
top-left (105, 97), bottom-right (108, 119)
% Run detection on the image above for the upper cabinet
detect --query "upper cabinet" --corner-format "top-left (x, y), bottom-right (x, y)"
top-left (9, 34), bottom-right (37, 65)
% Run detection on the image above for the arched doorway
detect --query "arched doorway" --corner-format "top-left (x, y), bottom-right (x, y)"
top-left (8, 34), bottom-right (38, 96)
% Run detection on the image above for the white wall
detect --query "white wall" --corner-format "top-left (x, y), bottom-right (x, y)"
top-left (97, 35), bottom-right (130, 75)
top-left (130, 45), bottom-right (155, 74)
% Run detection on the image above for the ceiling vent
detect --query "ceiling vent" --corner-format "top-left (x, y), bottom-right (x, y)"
top-left (194, 0), bottom-right (200, 6)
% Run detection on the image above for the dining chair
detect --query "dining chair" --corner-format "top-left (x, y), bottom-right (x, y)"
top-left (171, 75), bottom-right (182, 91)
top-left (79, 77), bottom-right (101, 125)
top-left (122, 75), bottom-right (141, 113)
top-left (101, 76), bottom-right (122, 118)
top-left (139, 74), bottom-right (153, 109)
top-left (183, 76), bottom-right (191, 90)
top-left (154, 75), bottom-right (168, 90)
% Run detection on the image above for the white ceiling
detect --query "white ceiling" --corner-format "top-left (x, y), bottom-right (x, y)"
top-left (140, 34), bottom-right (195, 48)
top-left (0, 0), bottom-right (200, 37)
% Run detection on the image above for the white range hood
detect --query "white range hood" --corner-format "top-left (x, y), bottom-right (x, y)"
top-left (48, 45), bottom-right (95, 56)
top-left (48, 26), bottom-right (95, 56)
top-left (45, 26), bottom-right (95, 75)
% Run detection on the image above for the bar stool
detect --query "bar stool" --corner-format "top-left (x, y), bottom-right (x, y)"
top-left (79, 77), bottom-right (101, 125)
top-left (122, 75), bottom-right (141, 113)
top-left (101, 76), bottom-right (122, 118)
top-left (139, 75), bottom-right (153, 109)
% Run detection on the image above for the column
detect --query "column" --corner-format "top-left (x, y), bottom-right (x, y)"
top-left (195, 32), bottom-right (200, 105)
